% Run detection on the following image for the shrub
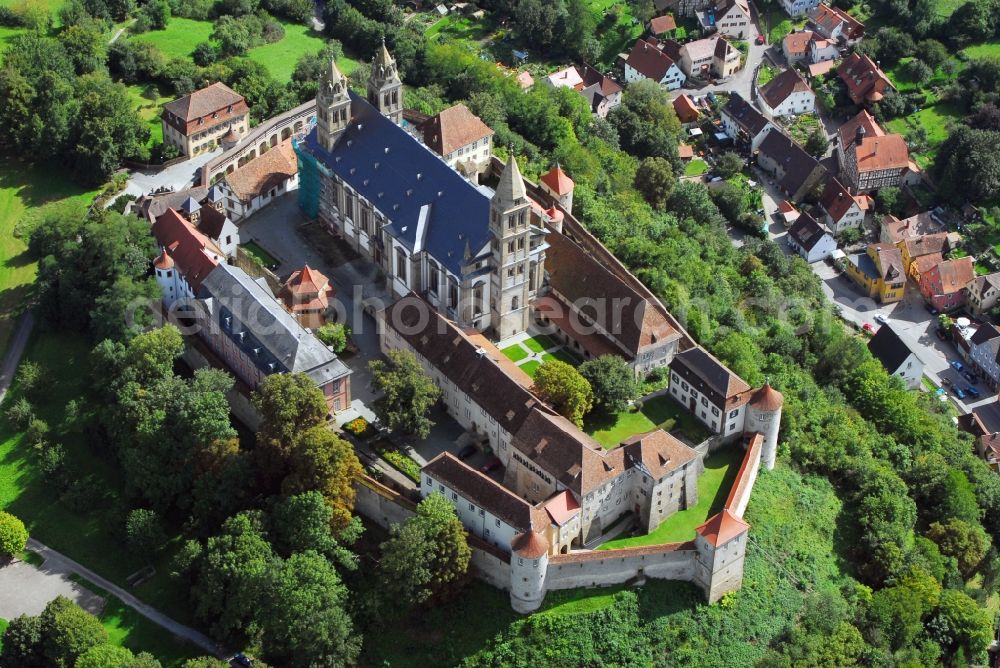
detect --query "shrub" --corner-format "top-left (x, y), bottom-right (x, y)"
top-left (316, 322), bottom-right (350, 353)
top-left (125, 509), bottom-right (167, 556)
top-left (38, 443), bottom-right (67, 483)
top-left (381, 449), bottom-right (421, 482)
top-left (6, 397), bottom-right (34, 428)
top-left (15, 360), bottom-right (41, 396)
top-left (25, 418), bottom-right (50, 447)
top-left (0, 511), bottom-right (28, 559)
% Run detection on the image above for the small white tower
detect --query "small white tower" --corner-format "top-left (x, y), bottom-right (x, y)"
top-left (153, 249), bottom-right (178, 308)
top-left (538, 164), bottom-right (575, 215)
top-left (744, 382), bottom-right (784, 470)
top-left (694, 509), bottom-right (750, 603)
top-left (509, 531), bottom-right (549, 614)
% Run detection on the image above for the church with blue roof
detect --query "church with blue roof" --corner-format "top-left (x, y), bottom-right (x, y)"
top-left (293, 44), bottom-right (549, 340)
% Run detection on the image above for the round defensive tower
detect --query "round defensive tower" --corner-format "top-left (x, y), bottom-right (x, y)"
top-left (744, 382), bottom-right (783, 469)
top-left (509, 531), bottom-right (549, 614)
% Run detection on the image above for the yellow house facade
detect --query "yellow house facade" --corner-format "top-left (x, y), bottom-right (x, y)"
top-left (846, 243), bottom-right (906, 303)
top-left (897, 233), bottom-right (949, 282)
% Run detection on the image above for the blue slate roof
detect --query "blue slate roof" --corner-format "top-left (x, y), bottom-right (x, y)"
top-left (300, 93), bottom-right (491, 276)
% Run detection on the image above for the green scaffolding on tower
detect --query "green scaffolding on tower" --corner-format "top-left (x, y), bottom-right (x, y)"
top-left (294, 137), bottom-right (320, 220)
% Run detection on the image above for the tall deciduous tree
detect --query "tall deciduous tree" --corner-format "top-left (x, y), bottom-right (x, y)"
top-left (369, 349), bottom-right (441, 438)
top-left (532, 360), bottom-right (593, 427)
top-left (578, 355), bottom-right (638, 414)
top-left (634, 156), bottom-right (675, 210)
top-left (927, 518), bottom-right (990, 578)
top-left (38, 596), bottom-right (108, 667)
top-left (260, 550), bottom-right (361, 667)
top-left (378, 492), bottom-right (470, 607)
top-left (282, 426), bottom-right (363, 532)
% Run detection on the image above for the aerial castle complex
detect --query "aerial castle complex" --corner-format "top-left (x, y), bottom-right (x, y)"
top-left (141, 45), bottom-right (783, 612)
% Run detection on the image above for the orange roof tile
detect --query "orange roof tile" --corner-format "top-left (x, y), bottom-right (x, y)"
top-left (749, 382), bottom-right (784, 411)
top-left (419, 103), bottom-right (494, 157)
top-left (543, 490), bottom-right (581, 526)
top-left (854, 135), bottom-right (909, 172)
top-left (512, 530), bottom-right (549, 558)
top-left (540, 165), bottom-right (574, 195)
top-left (225, 140), bottom-right (298, 202)
top-left (695, 509), bottom-right (749, 547)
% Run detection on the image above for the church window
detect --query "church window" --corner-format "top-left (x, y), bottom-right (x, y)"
top-left (517, 237), bottom-right (525, 250)
top-left (448, 280), bottom-right (458, 308)
top-left (340, 108), bottom-right (347, 121)
top-left (517, 264), bottom-right (524, 274)
top-left (384, 93), bottom-right (391, 107)
top-left (429, 262), bottom-right (440, 295)
top-left (392, 90), bottom-right (398, 105)
top-left (473, 284), bottom-right (484, 315)
top-left (518, 211), bottom-right (526, 226)
top-left (396, 249), bottom-right (408, 282)
top-left (512, 296), bottom-right (519, 310)
top-left (361, 209), bottom-right (370, 234)
top-left (507, 268), bottom-right (514, 277)
top-left (507, 216), bottom-right (514, 230)
top-left (729, 409), bottom-right (739, 418)
top-left (507, 241), bottom-right (515, 253)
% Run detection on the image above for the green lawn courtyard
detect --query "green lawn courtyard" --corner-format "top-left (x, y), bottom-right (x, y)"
top-left (964, 41), bottom-right (1000, 60)
top-left (247, 22), bottom-right (326, 83)
top-left (584, 394), bottom-right (711, 448)
top-left (684, 159), bottom-right (708, 177)
top-left (885, 101), bottom-right (963, 169)
top-left (242, 240), bottom-right (280, 268)
top-left (126, 83), bottom-right (168, 147)
top-left (133, 18), bottom-right (215, 60)
top-left (598, 446), bottom-right (744, 548)
top-left (500, 334), bottom-right (580, 378)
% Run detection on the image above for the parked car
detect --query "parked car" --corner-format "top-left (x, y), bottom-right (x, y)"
top-left (954, 387), bottom-right (967, 399)
top-left (229, 655), bottom-right (253, 668)
top-left (874, 314), bottom-right (888, 324)
top-left (480, 457), bottom-right (501, 474)
top-left (951, 360), bottom-right (965, 372)
top-left (862, 323), bottom-right (876, 333)
top-left (966, 385), bottom-right (981, 398)
top-left (755, 34), bottom-right (765, 44)
top-left (941, 377), bottom-right (951, 387)
top-left (457, 444), bottom-right (477, 460)
top-left (963, 370), bottom-right (979, 384)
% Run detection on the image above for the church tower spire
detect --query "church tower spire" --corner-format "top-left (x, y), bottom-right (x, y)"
top-left (489, 150), bottom-right (533, 340)
top-left (316, 57), bottom-right (351, 152)
top-left (367, 37), bottom-right (403, 125)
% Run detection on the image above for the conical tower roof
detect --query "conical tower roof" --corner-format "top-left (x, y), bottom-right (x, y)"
top-left (323, 57), bottom-right (345, 85)
top-left (494, 151), bottom-right (527, 204)
top-left (374, 36), bottom-right (394, 70)
top-left (749, 382), bottom-right (784, 411)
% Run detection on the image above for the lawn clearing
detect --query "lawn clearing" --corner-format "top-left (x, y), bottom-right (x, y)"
top-left (132, 18), bottom-right (215, 60)
top-left (885, 101), bottom-right (962, 169)
top-left (523, 334), bottom-right (559, 354)
top-left (964, 41), bottom-right (1000, 60)
top-left (684, 159), bottom-right (708, 176)
top-left (542, 349), bottom-right (579, 366)
top-left (584, 394), bottom-right (711, 448)
top-left (500, 343), bottom-right (529, 362)
top-left (520, 360), bottom-right (541, 377)
top-left (757, 64), bottom-right (776, 86)
top-left (68, 575), bottom-right (203, 667)
top-left (599, 446), bottom-right (743, 548)
top-left (126, 83), bottom-right (168, 147)
top-left (247, 22), bottom-right (326, 83)
top-left (0, 157), bottom-right (98, 354)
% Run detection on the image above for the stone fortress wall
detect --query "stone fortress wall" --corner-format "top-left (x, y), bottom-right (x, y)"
top-left (352, 434), bottom-right (767, 613)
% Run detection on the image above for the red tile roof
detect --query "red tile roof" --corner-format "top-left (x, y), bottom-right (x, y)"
top-left (678, 143), bottom-right (694, 159)
top-left (161, 82), bottom-right (249, 136)
top-left (282, 265), bottom-right (334, 313)
top-left (512, 531), bottom-right (549, 558)
top-left (759, 68), bottom-right (812, 109)
top-left (783, 30), bottom-right (815, 55)
top-left (151, 209), bottom-right (221, 291)
top-left (543, 490), bottom-right (581, 526)
top-left (749, 382), bottom-right (784, 411)
top-left (154, 249), bottom-right (174, 270)
top-left (854, 134), bottom-right (909, 173)
top-left (419, 103), bottom-right (494, 157)
top-left (649, 13), bottom-right (677, 33)
top-left (819, 176), bottom-right (863, 223)
top-left (226, 140), bottom-right (298, 202)
top-left (811, 3), bottom-right (864, 41)
top-left (930, 256), bottom-right (976, 295)
top-left (838, 108), bottom-right (884, 148)
top-left (695, 509), bottom-right (749, 547)
top-left (673, 94), bottom-right (700, 123)
top-left (838, 53), bottom-right (894, 105)
top-left (539, 165), bottom-right (574, 196)
top-left (621, 429), bottom-right (698, 480)
top-left (626, 37), bottom-right (678, 82)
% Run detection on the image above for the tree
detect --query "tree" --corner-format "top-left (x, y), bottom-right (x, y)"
top-left (267, 491), bottom-right (360, 568)
top-left (531, 360), bottom-right (594, 427)
top-left (58, 20), bottom-right (106, 75)
top-left (315, 322), bottom-right (349, 353)
top-left (369, 349), bottom-right (442, 438)
top-left (182, 659), bottom-right (229, 668)
top-left (253, 372), bottom-right (328, 456)
top-left (282, 426), bottom-right (363, 532)
top-left (0, 614), bottom-right (43, 668)
top-left (906, 58), bottom-right (933, 84)
top-left (714, 151), bottom-right (744, 179)
top-left (927, 518), bottom-right (990, 578)
top-left (125, 509), bottom-right (167, 557)
top-left (933, 125), bottom-right (1000, 204)
top-left (0, 511), bottom-right (28, 560)
top-left (38, 596), bottom-right (108, 667)
top-left (189, 513), bottom-right (275, 643)
top-left (578, 356), bottom-right (638, 414)
top-left (192, 41), bottom-right (217, 66)
top-left (916, 38), bottom-right (948, 68)
top-left (608, 79), bottom-right (681, 163)
top-left (804, 127), bottom-right (829, 157)
top-left (260, 550), bottom-right (361, 667)
top-left (935, 589), bottom-right (993, 658)
top-left (138, 0), bottom-right (169, 30)
top-left (71, 74), bottom-right (150, 183)
top-left (74, 644), bottom-right (139, 668)
top-left (379, 493), bottom-right (470, 607)
top-left (874, 186), bottom-right (902, 216)
top-left (633, 157), bottom-right (674, 210)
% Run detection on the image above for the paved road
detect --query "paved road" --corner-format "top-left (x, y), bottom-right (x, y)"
top-left (0, 310), bottom-right (34, 406)
top-left (0, 553), bottom-right (105, 619)
top-left (26, 539), bottom-right (223, 657)
top-left (124, 150), bottom-right (222, 200)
